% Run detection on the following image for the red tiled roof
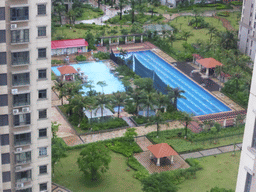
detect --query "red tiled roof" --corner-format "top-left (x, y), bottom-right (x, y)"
top-left (147, 143), bottom-right (178, 158)
top-left (57, 65), bottom-right (78, 75)
top-left (197, 58), bottom-right (223, 69)
top-left (51, 38), bottom-right (88, 49)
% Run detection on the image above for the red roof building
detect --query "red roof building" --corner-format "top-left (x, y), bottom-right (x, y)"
top-left (147, 143), bottom-right (178, 158)
top-left (196, 58), bottom-right (223, 69)
top-left (51, 38), bottom-right (89, 56)
top-left (57, 65), bottom-right (78, 82)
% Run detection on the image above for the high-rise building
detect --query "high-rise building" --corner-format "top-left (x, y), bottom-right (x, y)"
top-left (238, 0), bottom-right (256, 62)
top-left (0, 1), bottom-right (51, 192)
top-left (236, 57), bottom-right (256, 191)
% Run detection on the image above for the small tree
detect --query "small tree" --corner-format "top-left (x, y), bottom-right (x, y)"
top-left (124, 128), bottom-right (138, 144)
top-left (179, 112), bottom-right (194, 138)
top-left (77, 143), bottom-right (111, 181)
top-left (142, 172), bottom-right (178, 192)
top-left (97, 80), bottom-right (107, 93)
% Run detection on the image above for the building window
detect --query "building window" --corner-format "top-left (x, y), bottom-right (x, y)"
top-left (38, 89), bottom-right (47, 99)
top-left (251, 40), bottom-right (254, 47)
top-left (14, 133), bottom-right (31, 146)
top-left (2, 171), bottom-right (11, 183)
top-left (11, 29), bottom-right (29, 44)
top-left (38, 4), bottom-right (46, 15)
top-left (0, 52), bottom-right (6, 65)
top-left (38, 69), bottom-right (47, 79)
top-left (38, 26), bottom-right (46, 37)
top-left (38, 48), bottom-right (46, 59)
top-left (39, 128), bottom-right (47, 138)
top-left (10, 7), bottom-right (29, 21)
top-left (252, 118), bottom-right (256, 148)
top-left (12, 51), bottom-right (29, 66)
top-left (1, 134), bottom-right (9, 146)
top-left (244, 172), bottom-right (252, 192)
top-left (40, 183), bottom-right (47, 191)
top-left (12, 73), bottom-right (30, 86)
top-left (0, 30), bottom-right (6, 43)
top-left (1, 153), bottom-right (10, 165)
top-left (39, 147), bottom-right (47, 156)
top-left (16, 170), bottom-right (31, 182)
top-left (13, 113), bottom-right (31, 127)
top-left (39, 165), bottom-right (47, 174)
top-left (0, 94), bottom-right (8, 106)
top-left (250, 49), bottom-right (252, 55)
top-left (0, 7), bottom-right (5, 20)
top-left (38, 109), bottom-right (47, 119)
top-left (15, 151), bottom-right (31, 164)
top-left (13, 93), bottom-right (30, 107)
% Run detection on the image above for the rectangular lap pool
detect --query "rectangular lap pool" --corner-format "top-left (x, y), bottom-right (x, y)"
top-left (51, 61), bottom-right (125, 95)
top-left (118, 50), bottom-right (231, 116)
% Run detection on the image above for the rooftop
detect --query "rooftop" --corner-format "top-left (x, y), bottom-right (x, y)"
top-left (196, 58), bottom-right (223, 69)
top-left (57, 65), bottom-right (78, 75)
top-left (147, 143), bottom-right (178, 158)
top-left (51, 38), bottom-right (88, 49)
top-left (143, 24), bottom-right (174, 32)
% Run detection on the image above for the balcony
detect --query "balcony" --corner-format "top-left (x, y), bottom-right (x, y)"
top-left (13, 93), bottom-right (30, 107)
top-left (15, 169), bottom-right (32, 183)
top-left (12, 51), bottom-right (30, 66)
top-left (15, 151), bottom-right (31, 165)
top-left (11, 29), bottom-right (29, 44)
top-left (16, 187), bottom-right (32, 192)
top-left (11, 7), bottom-right (29, 22)
top-left (13, 113), bottom-right (31, 127)
top-left (14, 132), bottom-right (31, 146)
top-left (12, 73), bottom-right (30, 87)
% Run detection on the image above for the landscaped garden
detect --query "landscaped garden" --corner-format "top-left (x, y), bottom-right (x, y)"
top-left (76, 4), bottom-right (104, 20)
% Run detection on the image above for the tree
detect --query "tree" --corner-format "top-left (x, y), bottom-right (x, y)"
top-left (127, 88), bottom-right (145, 116)
top-left (53, 3), bottom-right (66, 25)
top-left (142, 172), bottom-right (178, 192)
top-left (124, 128), bottom-right (138, 143)
top-left (97, 80), bottom-right (107, 93)
top-left (95, 93), bottom-right (112, 119)
top-left (67, 9), bottom-right (76, 25)
top-left (129, 0), bottom-right (136, 23)
top-left (119, 0), bottom-right (127, 20)
top-left (85, 32), bottom-right (96, 50)
top-left (63, 81), bottom-right (83, 100)
top-left (112, 91), bottom-right (127, 118)
top-left (179, 112), bottom-right (193, 138)
top-left (141, 92), bottom-right (157, 118)
top-left (182, 30), bottom-right (193, 42)
top-left (145, 111), bottom-right (169, 137)
top-left (155, 91), bottom-right (168, 112)
top-left (169, 34), bottom-right (176, 47)
top-left (192, 8), bottom-right (201, 28)
top-left (77, 143), bottom-right (111, 181)
top-left (173, 87), bottom-right (186, 110)
top-left (52, 80), bottom-right (65, 105)
top-left (134, 78), bottom-right (154, 93)
top-left (51, 122), bottom-right (67, 176)
top-left (207, 26), bottom-right (217, 41)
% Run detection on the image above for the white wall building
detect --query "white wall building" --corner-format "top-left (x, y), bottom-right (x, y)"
top-left (236, 56), bottom-right (256, 191)
top-left (0, 0), bottom-right (52, 191)
top-left (238, 0), bottom-right (256, 62)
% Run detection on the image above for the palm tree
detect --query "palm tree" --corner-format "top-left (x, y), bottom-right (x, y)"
top-left (129, 0), bottom-right (136, 23)
top-left (166, 85), bottom-right (175, 107)
top-left (145, 111), bottom-right (169, 137)
top-left (141, 92), bottom-right (157, 118)
top-left (97, 81), bottom-right (107, 93)
top-left (54, 3), bottom-right (66, 25)
top-left (95, 93), bottom-right (112, 119)
top-left (182, 31), bottom-right (193, 42)
top-left (85, 96), bottom-right (97, 124)
top-left (67, 94), bottom-right (87, 123)
top-left (169, 34), bottom-right (176, 47)
top-left (155, 92), bottom-right (168, 113)
top-left (173, 87), bottom-right (186, 110)
top-left (112, 91), bottom-right (127, 118)
top-left (63, 81), bottom-right (83, 100)
top-left (179, 113), bottom-right (194, 138)
top-left (119, 0), bottom-right (127, 20)
top-left (127, 88), bottom-right (145, 116)
top-left (52, 80), bottom-right (65, 105)
top-left (207, 26), bottom-right (217, 41)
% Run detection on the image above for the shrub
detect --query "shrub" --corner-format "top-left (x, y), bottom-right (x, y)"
top-left (209, 187), bottom-right (234, 192)
top-left (93, 52), bottom-right (110, 60)
top-left (76, 55), bottom-right (87, 61)
top-left (217, 11), bottom-right (230, 17)
top-left (230, 1), bottom-right (242, 6)
top-left (51, 59), bottom-right (63, 64)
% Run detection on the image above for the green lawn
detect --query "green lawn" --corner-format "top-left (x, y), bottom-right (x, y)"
top-left (170, 16), bottom-right (226, 52)
top-left (218, 11), bottom-right (241, 31)
top-left (76, 8), bottom-right (104, 20)
top-left (52, 25), bottom-right (132, 40)
top-left (178, 152), bottom-right (240, 191)
top-left (53, 150), bottom-right (142, 192)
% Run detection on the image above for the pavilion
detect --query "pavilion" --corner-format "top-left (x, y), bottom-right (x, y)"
top-left (196, 57), bottom-right (223, 78)
top-left (57, 65), bottom-right (78, 82)
top-left (147, 143), bottom-right (178, 166)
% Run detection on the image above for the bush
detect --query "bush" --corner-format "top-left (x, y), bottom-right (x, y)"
top-left (51, 59), bottom-right (63, 64)
top-left (93, 52), bottom-right (110, 60)
top-left (217, 11), bottom-right (230, 17)
top-left (209, 187), bottom-right (234, 192)
top-left (76, 55), bottom-right (87, 61)
top-left (230, 1), bottom-right (242, 6)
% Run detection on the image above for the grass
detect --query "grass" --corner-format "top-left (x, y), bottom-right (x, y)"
top-left (218, 11), bottom-right (241, 31)
top-left (178, 152), bottom-right (240, 191)
top-left (76, 8), bottom-right (104, 20)
top-left (170, 16), bottom-right (226, 52)
top-left (53, 149), bottom-right (142, 192)
top-left (52, 25), bottom-right (132, 40)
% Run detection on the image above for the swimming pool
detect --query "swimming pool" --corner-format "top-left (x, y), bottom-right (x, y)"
top-left (51, 61), bottom-right (125, 95)
top-left (120, 50), bottom-right (231, 116)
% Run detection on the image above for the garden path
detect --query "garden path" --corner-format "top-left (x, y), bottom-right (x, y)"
top-left (214, 16), bottom-right (235, 31)
top-left (52, 183), bottom-right (71, 192)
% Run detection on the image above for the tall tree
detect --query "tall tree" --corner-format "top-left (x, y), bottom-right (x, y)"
top-left (112, 91), bottom-right (127, 118)
top-left (129, 0), bottom-right (136, 23)
top-left (207, 26), bottom-right (217, 41)
top-left (182, 30), bottom-right (193, 42)
top-left (173, 87), bottom-right (186, 110)
top-left (127, 88), bottom-right (145, 116)
top-left (97, 80), bottom-right (107, 93)
top-left (77, 143), bottom-right (111, 181)
top-left (95, 93), bottom-right (111, 118)
top-left (119, 0), bottom-right (127, 20)
top-left (141, 92), bottom-right (157, 118)
top-left (52, 80), bottom-right (66, 105)
top-left (180, 113), bottom-right (193, 138)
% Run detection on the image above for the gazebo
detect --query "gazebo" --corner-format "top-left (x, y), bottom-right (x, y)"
top-left (196, 58), bottom-right (223, 78)
top-left (57, 65), bottom-right (78, 82)
top-left (147, 143), bottom-right (178, 166)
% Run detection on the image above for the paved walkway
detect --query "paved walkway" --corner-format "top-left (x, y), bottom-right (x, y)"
top-left (52, 183), bottom-right (72, 192)
top-left (122, 116), bottom-right (137, 127)
top-left (180, 143), bottom-right (242, 160)
top-left (135, 136), bottom-right (153, 151)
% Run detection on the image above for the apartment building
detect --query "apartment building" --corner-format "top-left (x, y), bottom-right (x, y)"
top-left (236, 57), bottom-right (256, 191)
top-left (238, 0), bottom-right (256, 62)
top-left (0, 1), bottom-right (51, 192)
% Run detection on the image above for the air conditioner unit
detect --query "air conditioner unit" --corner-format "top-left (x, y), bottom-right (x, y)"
top-left (11, 24), bottom-right (17, 29)
top-left (16, 166), bottom-right (22, 170)
top-left (16, 183), bottom-right (24, 188)
top-left (22, 107), bottom-right (30, 113)
top-left (13, 109), bottom-right (19, 114)
top-left (11, 89), bottom-right (18, 94)
top-left (16, 148), bottom-right (22, 152)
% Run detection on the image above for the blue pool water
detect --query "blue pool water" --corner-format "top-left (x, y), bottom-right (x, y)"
top-left (51, 61), bottom-right (125, 94)
top-left (121, 51), bottom-right (231, 116)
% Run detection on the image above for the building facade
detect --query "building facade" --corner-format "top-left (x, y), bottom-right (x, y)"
top-left (0, 0), bottom-right (51, 192)
top-left (236, 57), bottom-right (256, 191)
top-left (238, 0), bottom-right (256, 62)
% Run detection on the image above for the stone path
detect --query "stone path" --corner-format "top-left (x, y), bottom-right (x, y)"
top-left (214, 16), bottom-right (235, 31)
top-left (52, 183), bottom-right (72, 192)
top-left (135, 136), bottom-right (153, 151)
top-left (180, 143), bottom-right (242, 160)
top-left (122, 116), bottom-right (137, 127)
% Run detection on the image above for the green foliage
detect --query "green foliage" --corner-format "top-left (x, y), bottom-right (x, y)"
top-left (230, 1), bottom-right (242, 6)
top-left (208, 187), bottom-right (235, 192)
top-left (93, 52), bottom-right (110, 60)
top-left (85, 32), bottom-right (96, 50)
top-left (76, 55), bottom-right (87, 61)
top-left (217, 11), bottom-right (230, 17)
top-left (51, 59), bottom-right (63, 64)
top-left (121, 28), bottom-right (129, 35)
top-left (141, 172), bottom-right (178, 192)
top-left (77, 143), bottom-right (111, 181)
top-left (189, 17), bottom-right (209, 28)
